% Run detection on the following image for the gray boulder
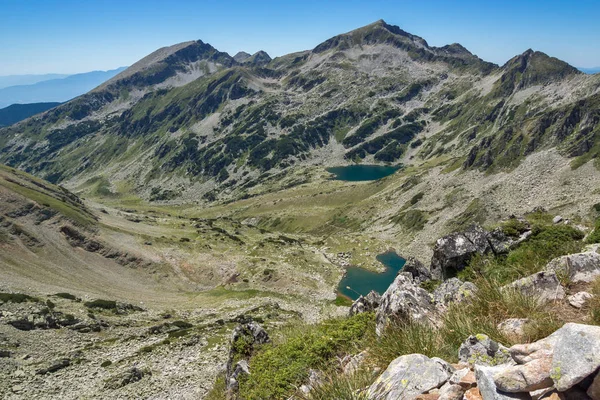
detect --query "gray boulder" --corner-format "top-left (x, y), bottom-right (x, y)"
top-left (551, 323), bottom-right (600, 391)
top-left (545, 252), bottom-right (600, 283)
top-left (433, 278), bottom-right (478, 307)
top-left (375, 272), bottom-right (438, 335)
top-left (475, 365), bottom-right (531, 399)
top-left (104, 367), bottom-right (148, 389)
top-left (226, 321), bottom-right (269, 393)
top-left (493, 357), bottom-right (554, 393)
top-left (349, 291), bottom-right (381, 316)
top-left (367, 354), bottom-right (452, 399)
top-left (430, 224), bottom-right (492, 279)
top-left (403, 257), bottom-right (432, 283)
top-left (458, 334), bottom-right (513, 366)
top-left (504, 271), bottom-right (565, 304)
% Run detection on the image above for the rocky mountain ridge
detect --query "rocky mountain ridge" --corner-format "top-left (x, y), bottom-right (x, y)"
top-left (0, 20), bottom-right (598, 205)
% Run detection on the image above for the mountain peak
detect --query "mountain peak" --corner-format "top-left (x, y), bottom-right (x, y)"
top-left (312, 19), bottom-right (428, 54)
top-left (233, 51), bottom-right (251, 63)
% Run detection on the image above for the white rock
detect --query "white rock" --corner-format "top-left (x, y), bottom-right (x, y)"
top-left (567, 291), bottom-right (594, 309)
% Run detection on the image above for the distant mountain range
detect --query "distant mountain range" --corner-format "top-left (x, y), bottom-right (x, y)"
top-left (0, 74), bottom-right (69, 90)
top-left (579, 67), bottom-right (600, 74)
top-left (0, 102), bottom-right (61, 127)
top-left (0, 67), bottom-right (127, 108)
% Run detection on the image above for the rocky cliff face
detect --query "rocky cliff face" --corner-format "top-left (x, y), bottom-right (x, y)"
top-left (0, 20), bottom-right (598, 204)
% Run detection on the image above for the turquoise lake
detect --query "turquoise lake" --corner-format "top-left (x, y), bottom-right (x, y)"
top-left (337, 251), bottom-right (406, 300)
top-left (326, 165), bottom-right (400, 181)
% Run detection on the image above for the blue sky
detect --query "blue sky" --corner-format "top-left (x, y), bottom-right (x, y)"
top-left (1, 0), bottom-right (599, 75)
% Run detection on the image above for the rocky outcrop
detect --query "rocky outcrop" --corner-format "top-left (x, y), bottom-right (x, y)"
top-left (504, 271), bottom-right (565, 304)
top-left (403, 257), bottom-right (433, 283)
top-left (458, 334), bottom-right (513, 366)
top-left (349, 291), bottom-right (381, 316)
top-left (433, 278), bottom-right (478, 308)
top-left (367, 354), bottom-right (453, 399)
top-left (104, 367), bottom-right (149, 389)
top-left (226, 321), bottom-right (270, 396)
top-left (375, 272), bottom-right (439, 335)
top-left (430, 224), bottom-right (528, 279)
top-left (545, 252), bottom-right (600, 283)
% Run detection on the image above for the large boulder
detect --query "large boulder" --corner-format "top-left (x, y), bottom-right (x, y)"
top-left (475, 365), bottom-right (531, 400)
top-left (403, 257), bottom-right (433, 283)
top-left (433, 278), bottom-right (478, 307)
top-left (550, 323), bottom-right (600, 392)
top-left (545, 252), bottom-right (600, 283)
top-left (493, 358), bottom-right (554, 393)
top-left (504, 272), bottom-right (565, 304)
top-left (430, 225), bottom-right (492, 280)
top-left (367, 354), bottom-right (452, 399)
top-left (458, 334), bottom-right (513, 367)
top-left (349, 291), bottom-right (381, 316)
top-left (375, 273), bottom-right (439, 335)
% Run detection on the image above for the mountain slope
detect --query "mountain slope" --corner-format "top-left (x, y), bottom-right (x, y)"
top-left (0, 67), bottom-right (126, 108)
top-left (0, 73), bottom-right (69, 90)
top-left (0, 102), bottom-right (61, 127)
top-left (0, 20), bottom-right (599, 204)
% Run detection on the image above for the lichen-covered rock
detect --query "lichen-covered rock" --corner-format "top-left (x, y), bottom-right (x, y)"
top-left (430, 225), bottom-right (492, 279)
top-left (349, 290), bottom-right (381, 316)
top-left (550, 323), bottom-right (600, 391)
top-left (505, 271), bottom-right (565, 304)
top-left (367, 354), bottom-right (452, 399)
top-left (493, 357), bottom-right (554, 393)
top-left (475, 365), bottom-right (530, 400)
top-left (403, 257), bottom-right (432, 283)
top-left (433, 278), bottom-right (477, 307)
top-left (458, 334), bottom-right (514, 366)
top-left (545, 252), bottom-right (600, 283)
top-left (375, 273), bottom-right (438, 335)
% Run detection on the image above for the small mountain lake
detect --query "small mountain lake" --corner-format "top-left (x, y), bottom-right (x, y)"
top-left (326, 165), bottom-right (400, 181)
top-left (337, 251), bottom-right (406, 300)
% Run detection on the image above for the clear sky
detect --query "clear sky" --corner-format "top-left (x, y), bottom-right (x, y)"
top-left (1, 0), bottom-right (599, 75)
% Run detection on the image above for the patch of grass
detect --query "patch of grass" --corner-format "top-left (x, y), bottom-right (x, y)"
top-left (459, 224), bottom-right (584, 283)
top-left (499, 218), bottom-right (530, 238)
top-left (334, 294), bottom-right (353, 307)
top-left (101, 360), bottom-right (112, 368)
top-left (238, 313), bottom-right (374, 400)
top-left (0, 292), bottom-right (37, 303)
top-left (299, 369), bottom-right (376, 400)
top-left (447, 198), bottom-right (486, 232)
top-left (590, 277), bottom-right (600, 325)
top-left (391, 209), bottom-right (427, 231)
top-left (585, 217), bottom-right (600, 244)
top-left (205, 373), bottom-right (227, 400)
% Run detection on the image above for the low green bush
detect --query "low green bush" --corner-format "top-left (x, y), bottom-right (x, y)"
top-left (0, 292), bottom-right (37, 303)
top-left (238, 313), bottom-right (374, 400)
top-left (84, 299), bottom-right (117, 310)
top-left (54, 292), bottom-right (78, 301)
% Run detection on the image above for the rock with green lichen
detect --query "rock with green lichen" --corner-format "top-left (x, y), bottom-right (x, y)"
top-left (367, 353), bottom-right (453, 400)
top-left (458, 334), bottom-right (514, 367)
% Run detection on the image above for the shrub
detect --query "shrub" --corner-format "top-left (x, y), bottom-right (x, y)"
top-left (586, 217), bottom-right (600, 244)
top-left (238, 313), bottom-right (374, 400)
top-left (84, 299), bottom-right (117, 310)
top-left (0, 292), bottom-right (37, 303)
top-left (54, 292), bottom-right (78, 301)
